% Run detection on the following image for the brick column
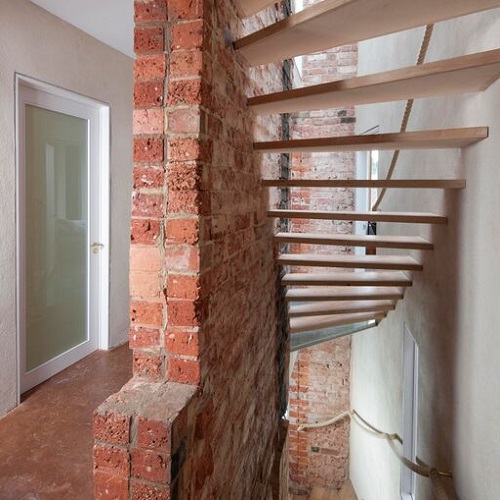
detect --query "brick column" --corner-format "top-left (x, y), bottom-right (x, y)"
top-left (94, 0), bottom-right (287, 498)
top-left (129, 0), bottom-right (167, 379)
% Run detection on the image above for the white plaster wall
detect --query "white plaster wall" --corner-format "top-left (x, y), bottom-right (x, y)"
top-left (350, 10), bottom-right (500, 500)
top-left (0, 0), bottom-right (133, 416)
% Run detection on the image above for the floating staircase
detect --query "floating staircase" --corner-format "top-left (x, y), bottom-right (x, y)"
top-left (233, 0), bottom-right (500, 350)
top-left (235, 0), bottom-right (500, 65)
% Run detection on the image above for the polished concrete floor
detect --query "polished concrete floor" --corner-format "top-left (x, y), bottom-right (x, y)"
top-left (0, 344), bottom-right (132, 500)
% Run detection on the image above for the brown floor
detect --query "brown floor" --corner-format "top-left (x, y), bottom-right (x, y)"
top-left (0, 344), bottom-right (132, 500)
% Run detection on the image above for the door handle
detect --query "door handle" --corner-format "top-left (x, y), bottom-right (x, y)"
top-left (91, 242), bottom-right (104, 254)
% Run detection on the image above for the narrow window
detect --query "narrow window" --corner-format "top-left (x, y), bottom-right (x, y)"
top-left (401, 325), bottom-right (419, 499)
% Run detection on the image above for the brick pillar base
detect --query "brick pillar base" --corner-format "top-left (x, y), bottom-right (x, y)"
top-left (94, 380), bottom-right (197, 499)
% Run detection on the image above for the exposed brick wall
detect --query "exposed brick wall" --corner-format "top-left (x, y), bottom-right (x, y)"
top-left (287, 0), bottom-right (358, 492)
top-left (289, 341), bottom-right (352, 493)
top-left (94, 0), bottom-right (287, 498)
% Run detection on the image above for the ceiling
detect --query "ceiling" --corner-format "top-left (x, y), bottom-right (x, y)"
top-left (30, 0), bottom-right (135, 58)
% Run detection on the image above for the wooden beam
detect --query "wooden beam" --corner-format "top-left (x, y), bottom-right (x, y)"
top-left (262, 179), bottom-right (465, 189)
top-left (275, 232), bottom-right (434, 250)
top-left (254, 127), bottom-right (488, 153)
top-left (278, 253), bottom-right (423, 271)
top-left (286, 286), bottom-right (405, 301)
top-left (289, 300), bottom-right (396, 317)
top-left (249, 49), bottom-right (500, 113)
top-left (269, 210), bottom-right (447, 224)
top-left (235, 0), bottom-right (500, 66)
top-left (290, 311), bottom-right (387, 333)
top-left (282, 271), bottom-right (413, 287)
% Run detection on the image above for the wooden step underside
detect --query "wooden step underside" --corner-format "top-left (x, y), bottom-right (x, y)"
top-left (254, 127), bottom-right (488, 153)
top-left (262, 179), bottom-right (465, 189)
top-left (235, 0), bottom-right (500, 65)
top-left (278, 253), bottom-right (423, 271)
top-left (286, 286), bottom-right (405, 302)
top-left (249, 49), bottom-right (500, 114)
top-left (290, 311), bottom-right (386, 333)
top-left (234, 0), bottom-right (275, 17)
top-left (289, 299), bottom-right (396, 317)
top-left (275, 232), bottom-right (433, 250)
top-left (269, 210), bottom-right (447, 224)
top-left (283, 271), bottom-right (412, 287)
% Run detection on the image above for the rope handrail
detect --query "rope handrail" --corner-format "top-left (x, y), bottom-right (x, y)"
top-left (297, 408), bottom-right (453, 500)
top-left (371, 24), bottom-right (434, 211)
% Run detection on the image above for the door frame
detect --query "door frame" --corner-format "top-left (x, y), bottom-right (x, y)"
top-left (15, 74), bottom-right (110, 397)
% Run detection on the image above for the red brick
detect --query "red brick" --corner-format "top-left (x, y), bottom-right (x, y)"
top-left (165, 329), bottom-right (199, 356)
top-left (166, 274), bottom-right (199, 300)
top-left (133, 109), bottom-right (164, 135)
top-left (132, 449), bottom-right (169, 483)
top-left (135, 1), bottom-right (167, 24)
top-left (137, 418), bottom-right (170, 451)
top-left (167, 357), bottom-right (200, 384)
top-left (168, 162), bottom-right (203, 191)
top-left (134, 137), bottom-right (164, 163)
top-left (94, 411), bottom-right (131, 446)
top-left (94, 471), bottom-right (129, 500)
top-left (131, 481), bottom-right (170, 500)
top-left (130, 300), bottom-right (163, 326)
top-left (94, 445), bottom-right (130, 476)
top-left (170, 50), bottom-right (203, 78)
top-left (132, 192), bottom-right (164, 218)
top-left (130, 271), bottom-right (161, 299)
top-left (167, 188), bottom-right (202, 215)
top-left (168, 138), bottom-right (206, 162)
top-left (171, 21), bottom-right (204, 50)
top-left (167, 108), bottom-right (202, 135)
top-left (135, 81), bottom-right (164, 108)
top-left (167, 79), bottom-right (207, 106)
top-left (165, 218), bottom-right (199, 245)
top-left (131, 219), bottom-right (161, 245)
top-left (135, 26), bottom-right (165, 55)
top-left (167, 299), bottom-right (200, 327)
top-left (130, 245), bottom-right (162, 272)
top-left (167, 0), bottom-right (204, 20)
top-left (133, 165), bottom-right (165, 189)
top-left (134, 54), bottom-right (166, 81)
top-left (165, 246), bottom-right (199, 273)
top-left (133, 351), bottom-right (163, 378)
top-left (129, 326), bottom-right (161, 349)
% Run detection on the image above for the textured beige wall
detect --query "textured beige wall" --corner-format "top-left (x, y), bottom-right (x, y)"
top-left (350, 10), bottom-right (500, 500)
top-left (0, 0), bottom-right (133, 415)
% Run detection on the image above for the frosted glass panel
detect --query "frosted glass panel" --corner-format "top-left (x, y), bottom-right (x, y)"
top-left (25, 105), bottom-right (89, 371)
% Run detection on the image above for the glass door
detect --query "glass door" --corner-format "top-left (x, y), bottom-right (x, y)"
top-left (18, 79), bottom-right (109, 393)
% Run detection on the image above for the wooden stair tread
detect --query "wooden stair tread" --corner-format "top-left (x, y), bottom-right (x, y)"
top-left (290, 311), bottom-right (386, 333)
top-left (269, 210), bottom-right (447, 224)
top-left (262, 179), bottom-right (465, 189)
top-left (289, 299), bottom-right (396, 317)
top-left (278, 253), bottom-right (422, 271)
top-left (275, 232), bottom-right (433, 250)
top-left (254, 127), bottom-right (488, 153)
top-left (309, 485), bottom-right (340, 500)
top-left (235, 0), bottom-right (500, 65)
top-left (249, 49), bottom-right (500, 113)
top-left (338, 481), bottom-right (357, 500)
top-left (286, 286), bottom-right (405, 301)
top-left (283, 271), bottom-right (412, 287)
